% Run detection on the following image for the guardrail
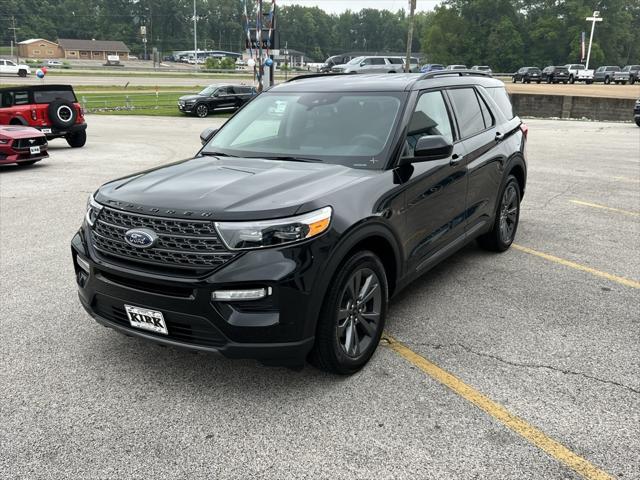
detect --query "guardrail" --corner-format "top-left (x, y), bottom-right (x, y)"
top-left (80, 92), bottom-right (185, 113)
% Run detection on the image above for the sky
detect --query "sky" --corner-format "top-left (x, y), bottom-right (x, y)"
top-left (277, 0), bottom-right (441, 14)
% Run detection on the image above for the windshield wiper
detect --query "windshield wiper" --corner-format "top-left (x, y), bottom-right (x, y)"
top-left (201, 151), bottom-right (237, 158)
top-left (257, 155), bottom-right (322, 163)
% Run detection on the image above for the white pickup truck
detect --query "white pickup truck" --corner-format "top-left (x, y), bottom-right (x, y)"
top-left (0, 59), bottom-right (31, 77)
top-left (564, 64), bottom-right (594, 84)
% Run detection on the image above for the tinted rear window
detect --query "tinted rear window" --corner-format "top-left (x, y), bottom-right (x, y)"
top-left (33, 90), bottom-right (76, 103)
top-left (387, 58), bottom-right (403, 65)
top-left (486, 87), bottom-right (514, 119)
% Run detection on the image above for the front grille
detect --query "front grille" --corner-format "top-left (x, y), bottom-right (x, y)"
top-left (90, 206), bottom-right (237, 271)
top-left (93, 299), bottom-right (227, 348)
top-left (13, 137), bottom-right (47, 149)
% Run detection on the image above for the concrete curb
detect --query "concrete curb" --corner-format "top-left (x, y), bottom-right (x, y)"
top-left (510, 93), bottom-right (636, 122)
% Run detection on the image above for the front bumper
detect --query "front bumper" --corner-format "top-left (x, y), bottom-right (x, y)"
top-left (178, 103), bottom-right (195, 113)
top-left (0, 147), bottom-right (49, 164)
top-left (71, 227), bottom-right (329, 365)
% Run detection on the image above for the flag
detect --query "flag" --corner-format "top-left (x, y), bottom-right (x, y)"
top-left (581, 32), bottom-right (586, 62)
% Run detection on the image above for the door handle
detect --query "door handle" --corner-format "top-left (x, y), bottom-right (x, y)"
top-left (495, 132), bottom-right (505, 142)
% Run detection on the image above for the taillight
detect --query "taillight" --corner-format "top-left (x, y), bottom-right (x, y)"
top-left (520, 123), bottom-right (529, 140)
top-left (31, 109), bottom-right (37, 121)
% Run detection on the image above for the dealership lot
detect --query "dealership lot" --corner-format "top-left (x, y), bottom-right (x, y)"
top-left (1, 116), bottom-right (638, 479)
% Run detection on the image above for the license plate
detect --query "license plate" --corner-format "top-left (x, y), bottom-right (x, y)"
top-left (30, 146), bottom-right (40, 155)
top-left (124, 305), bottom-right (168, 335)
top-left (41, 128), bottom-right (52, 134)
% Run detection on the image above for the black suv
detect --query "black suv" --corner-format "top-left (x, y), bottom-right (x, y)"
top-left (512, 67), bottom-right (542, 84)
top-left (178, 84), bottom-right (257, 118)
top-left (72, 72), bottom-right (528, 374)
top-left (541, 66), bottom-right (569, 83)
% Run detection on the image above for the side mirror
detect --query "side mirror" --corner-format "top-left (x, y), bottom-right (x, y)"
top-left (360, 62), bottom-right (366, 67)
top-left (200, 127), bottom-right (218, 145)
top-left (398, 135), bottom-right (453, 166)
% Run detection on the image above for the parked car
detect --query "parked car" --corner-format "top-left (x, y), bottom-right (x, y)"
top-left (44, 60), bottom-right (64, 68)
top-left (0, 59), bottom-right (30, 77)
top-left (0, 84), bottom-right (87, 147)
top-left (403, 57), bottom-right (420, 73)
top-left (564, 64), bottom-right (594, 84)
top-left (73, 73), bottom-right (527, 374)
top-left (178, 84), bottom-right (257, 118)
top-left (613, 65), bottom-right (640, 85)
top-left (331, 56), bottom-right (405, 74)
top-left (0, 125), bottom-right (49, 166)
top-left (471, 65), bottom-right (492, 75)
top-left (512, 67), bottom-right (542, 83)
top-left (446, 64), bottom-right (467, 70)
top-left (542, 66), bottom-right (570, 83)
top-left (593, 66), bottom-right (621, 85)
top-left (420, 63), bottom-right (445, 73)
top-left (321, 54), bottom-right (354, 73)
top-left (634, 99), bottom-right (640, 127)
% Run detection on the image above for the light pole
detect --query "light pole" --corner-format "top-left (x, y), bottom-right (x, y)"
top-left (585, 10), bottom-right (603, 70)
top-left (193, 0), bottom-right (198, 70)
top-left (405, 0), bottom-right (416, 73)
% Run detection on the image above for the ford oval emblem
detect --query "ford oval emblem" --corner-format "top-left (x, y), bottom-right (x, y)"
top-left (124, 228), bottom-right (158, 249)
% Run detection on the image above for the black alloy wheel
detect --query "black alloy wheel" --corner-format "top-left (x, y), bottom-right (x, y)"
top-left (195, 104), bottom-right (209, 118)
top-left (310, 251), bottom-right (388, 374)
top-left (477, 175), bottom-right (521, 252)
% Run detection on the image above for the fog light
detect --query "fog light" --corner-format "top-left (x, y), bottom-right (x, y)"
top-left (76, 255), bottom-right (90, 274)
top-left (212, 287), bottom-right (272, 302)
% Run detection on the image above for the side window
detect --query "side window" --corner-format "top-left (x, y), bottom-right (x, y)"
top-left (1, 92), bottom-right (13, 107)
top-left (447, 88), bottom-right (486, 138)
top-left (477, 92), bottom-right (495, 127)
top-left (216, 87), bottom-right (228, 96)
top-left (372, 58), bottom-right (386, 65)
top-left (486, 87), bottom-right (514, 119)
top-left (0, 60), bottom-right (5, 66)
top-left (362, 58), bottom-right (373, 66)
top-left (404, 90), bottom-right (453, 158)
top-left (13, 92), bottom-right (29, 105)
top-left (226, 87), bottom-right (236, 94)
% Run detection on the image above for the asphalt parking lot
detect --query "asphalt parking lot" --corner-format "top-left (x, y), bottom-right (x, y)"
top-left (1, 116), bottom-right (638, 479)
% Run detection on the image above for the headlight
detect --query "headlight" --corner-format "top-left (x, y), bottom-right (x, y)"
top-left (215, 206), bottom-right (332, 250)
top-left (0, 139), bottom-right (8, 144)
top-left (85, 193), bottom-right (103, 226)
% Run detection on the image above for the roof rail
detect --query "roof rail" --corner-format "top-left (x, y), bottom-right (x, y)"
top-left (418, 69), bottom-right (492, 81)
top-left (285, 72), bottom-right (346, 83)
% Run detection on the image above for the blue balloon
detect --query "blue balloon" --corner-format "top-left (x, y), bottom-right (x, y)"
top-left (264, 58), bottom-right (273, 67)
top-left (36, 68), bottom-right (45, 78)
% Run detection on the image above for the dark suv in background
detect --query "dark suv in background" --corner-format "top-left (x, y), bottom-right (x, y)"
top-left (178, 84), bottom-right (257, 118)
top-left (73, 71), bottom-right (527, 374)
top-left (513, 67), bottom-right (542, 83)
top-left (541, 65), bottom-right (569, 83)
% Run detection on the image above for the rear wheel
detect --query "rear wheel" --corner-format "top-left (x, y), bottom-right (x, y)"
top-left (630, 77), bottom-right (636, 85)
top-left (569, 75), bottom-right (575, 84)
top-left (512, 76), bottom-right (517, 83)
top-left (310, 251), bottom-right (388, 375)
top-left (66, 130), bottom-right (86, 148)
top-left (477, 175), bottom-right (521, 252)
top-left (195, 103), bottom-right (209, 118)
top-left (604, 76), bottom-right (611, 85)
top-left (635, 118), bottom-right (640, 127)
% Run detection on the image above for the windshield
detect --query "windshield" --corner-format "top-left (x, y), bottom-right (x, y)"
top-left (348, 57), bottom-right (365, 65)
top-left (199, 86), bottom-right (218, 96)
top-left (202, 91), bottom-right (405, 169)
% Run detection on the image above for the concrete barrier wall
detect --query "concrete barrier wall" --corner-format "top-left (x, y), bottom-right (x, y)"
top-left (509, 94), bottom-right (636, 122)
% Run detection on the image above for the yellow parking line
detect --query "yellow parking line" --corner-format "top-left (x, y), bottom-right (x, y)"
top-left (512, 244), bottom-right (640, 289)
top-left (383, 334), bottom-right (615, 480)
top-left (569, 199), bottom-right (640, 217)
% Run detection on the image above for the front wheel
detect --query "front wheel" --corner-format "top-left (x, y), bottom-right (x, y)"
top-left (195, 103), bottom-right (209, 118)
top-left (18, 69), bottom-right (27, 77)
top-left (66, 130), bottom-right (86, 148)
top-left (477, 175), bottom-right (521, 252)
top-left (630, 77), bottom-right (636, 85)
top-left (310, 251), bottom-right (388, 375)
top-left (604, 76), bottom-right (611, 85)
top-left (569, 75), bottom-right (575, 84)
top-left (512, 76), bottom-right (517, 83)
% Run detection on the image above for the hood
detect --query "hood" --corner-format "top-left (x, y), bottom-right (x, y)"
top-left (0, 126), bottom-right (45, 139)
top-left (179, 94), bottom-right (204, 102)
top-left (96, 156), bottom-right (374, 221)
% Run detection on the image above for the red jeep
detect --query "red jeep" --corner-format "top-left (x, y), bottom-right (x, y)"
top-left (0, 84), bottom-right (87, 148)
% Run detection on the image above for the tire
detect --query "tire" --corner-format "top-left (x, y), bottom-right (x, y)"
top-left (586, 80), bottom-right (593, 84)
top-left (477, 175), bottom-right (521, 252)
top-left (66, 129), bottom-right (86, 148)
top-left (604, 76), bottom-right (611, 85)
top-left (195, 103), bottom-right (209, 118)
top-left (546, 77), bottom-right (551, 84)
top-left (569, 75), bottom-right (575, 84)
top-left (536, 80), bottom-right (541, 84)
top-left (18, 69), bottom-right (27, 77)
top-left (512, 76), bottom-right (517, 83)
top-left (635, 118), bottom-right (640, 127)
top-left (521, 77), bottom-right (526, 84)
top-left (309, 250), bottom-right (388, 375)
top-left (630, 77), bottom-right (636, 85)
top-left (563, 81), bottom-right (568, 84)
top-left (47, 100), bottom-right (77, 129)
top-left (621, 81), bottom-right (627, 85)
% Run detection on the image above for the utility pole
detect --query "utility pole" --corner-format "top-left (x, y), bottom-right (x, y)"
top-left (193, 0), bottom-right (198, 70)
top-left (9, 16), bottom-right (19, 63)
top-left (585, 10), bottom-right (603, 70)
top-left (405, 0), bottom-right (416, 73)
